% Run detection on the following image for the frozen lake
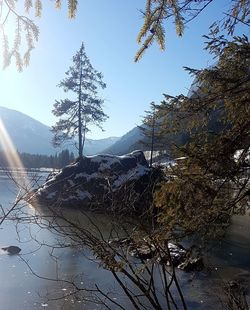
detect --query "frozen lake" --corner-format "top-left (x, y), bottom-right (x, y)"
top-left (0, 172), bottom-right (249, 309)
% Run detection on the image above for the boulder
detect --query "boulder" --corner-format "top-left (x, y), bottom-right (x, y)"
top-left (166, 242), bottom-right (187, 266)
top-left (129, 243), bottom-right (156, 260)
top-left (178, 256), bottom-right (204, 271)
top-left (1, 246), bottom-right (21, 255)
top-left (133, 242), bottom-right (203, 271)
top-left (177, 245), bottom-right (204, 271)
top-left (109, 237), bottom-right (204, 272)
top-left (29, 151), bottom-right (152, 212)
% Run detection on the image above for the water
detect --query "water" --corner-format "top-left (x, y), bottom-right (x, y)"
top-left (0, 172), bottom-right (249, 309)
top-left (0, 173), bottom-right (122, 309)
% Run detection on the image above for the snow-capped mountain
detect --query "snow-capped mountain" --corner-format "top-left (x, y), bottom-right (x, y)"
top-left (0, 106), bottom-right (119, 155)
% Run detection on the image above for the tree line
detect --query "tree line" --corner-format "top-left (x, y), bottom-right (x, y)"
top-left (0, 149), bottom-right (75, 169)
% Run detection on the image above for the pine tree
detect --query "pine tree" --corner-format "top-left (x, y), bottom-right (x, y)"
top-left (140, 102), bottom-right (169, 166)
top-left (57, 149), bottom-right (71, 167)
top-left (153, 36), bottom-right (250, 238)
top-left (140, 101), bottom-right (189, 164)
top-left (52, 43), bottom-right (108, 158)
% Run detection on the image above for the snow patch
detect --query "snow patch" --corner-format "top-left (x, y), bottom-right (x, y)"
top-left (113, 165), bottom-right (149, 188)
top-left (46, 191), bottom-right (57, 199)
top-left (75, 190), bottom-right (92, 200)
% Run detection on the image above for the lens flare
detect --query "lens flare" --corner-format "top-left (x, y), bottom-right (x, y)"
top-left (0, 119), bottom-right (24, 170)
top-left (0, 117), bottom-right (29, 195)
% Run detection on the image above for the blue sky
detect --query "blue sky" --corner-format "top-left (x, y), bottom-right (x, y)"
top-left (0, 0), bottom-right (248, 139)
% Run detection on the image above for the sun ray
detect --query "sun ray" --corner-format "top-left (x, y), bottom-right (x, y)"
top-left (0, 117), bottom-right (30, 197)
top-left (0, 119), bottom-right (24, 169)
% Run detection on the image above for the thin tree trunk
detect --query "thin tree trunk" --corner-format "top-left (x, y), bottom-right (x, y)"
top-left (78, 101), bottom-right (83, 158)
top-left (82, 120), bottom-right (86, 154)
top-left (78, 47), bottom-right (84, 158)
top-left (150, 107), bottom-right (155, 167)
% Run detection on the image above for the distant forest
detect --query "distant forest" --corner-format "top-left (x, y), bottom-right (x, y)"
top-left (0, 149), bottom-right (75, 169)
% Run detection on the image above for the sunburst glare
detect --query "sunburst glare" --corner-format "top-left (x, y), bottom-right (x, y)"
top-left (0, 117), bottom-right (29, 193)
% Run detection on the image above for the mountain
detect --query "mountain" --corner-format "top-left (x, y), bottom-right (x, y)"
top-left (0, 106), bottom-right (55, 155)
top-left (0, 106), bottom-right (119, 155)
top-left (84, 137), bottom-right (120, 155)
top-left (103, 122), bottom-right (188, 157)
top-left (103, 126), bottom-right (144, 155)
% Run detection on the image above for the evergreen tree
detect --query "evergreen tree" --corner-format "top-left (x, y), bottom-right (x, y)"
top-left (57, 149), bottom-right (71, 168)
top-left (140, 101), bottom-right (189, 163)
top-left (51, 43), bottom-right (108, 158)
top-left (69, 151), bottom-right (75, 163)
top-left (139, 102), bottom-right (170, 165)
top-left (153, 36), bottom-right (250, 238)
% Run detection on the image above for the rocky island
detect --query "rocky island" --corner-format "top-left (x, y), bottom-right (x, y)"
top-left (29, 151), bottom-right (157, 213)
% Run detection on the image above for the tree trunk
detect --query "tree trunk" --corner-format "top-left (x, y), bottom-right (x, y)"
top-left (82, 121), bottom-right (86, 154)
top-left (78, 48), bottom-right (84, 158)
top-left (78, 100), bottom-right (83, 158)
top-left (150, 110), bottom-right (155, 167)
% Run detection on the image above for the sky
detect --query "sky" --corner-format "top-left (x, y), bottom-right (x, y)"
top-left (0, 0), bottom-right (248, 139)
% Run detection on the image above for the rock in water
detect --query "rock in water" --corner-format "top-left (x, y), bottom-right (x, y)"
top-left (29, 151), bottom-right (153, 213)
top-left (1, 246), bottom-right (21, 255)
top-left (177, 245), bottom-right (204, 271)
top-left (178, 256), bottom-right (204, 272)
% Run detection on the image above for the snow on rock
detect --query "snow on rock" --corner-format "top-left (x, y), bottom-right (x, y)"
top-left (31, 151), bottom-right (152, 211)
